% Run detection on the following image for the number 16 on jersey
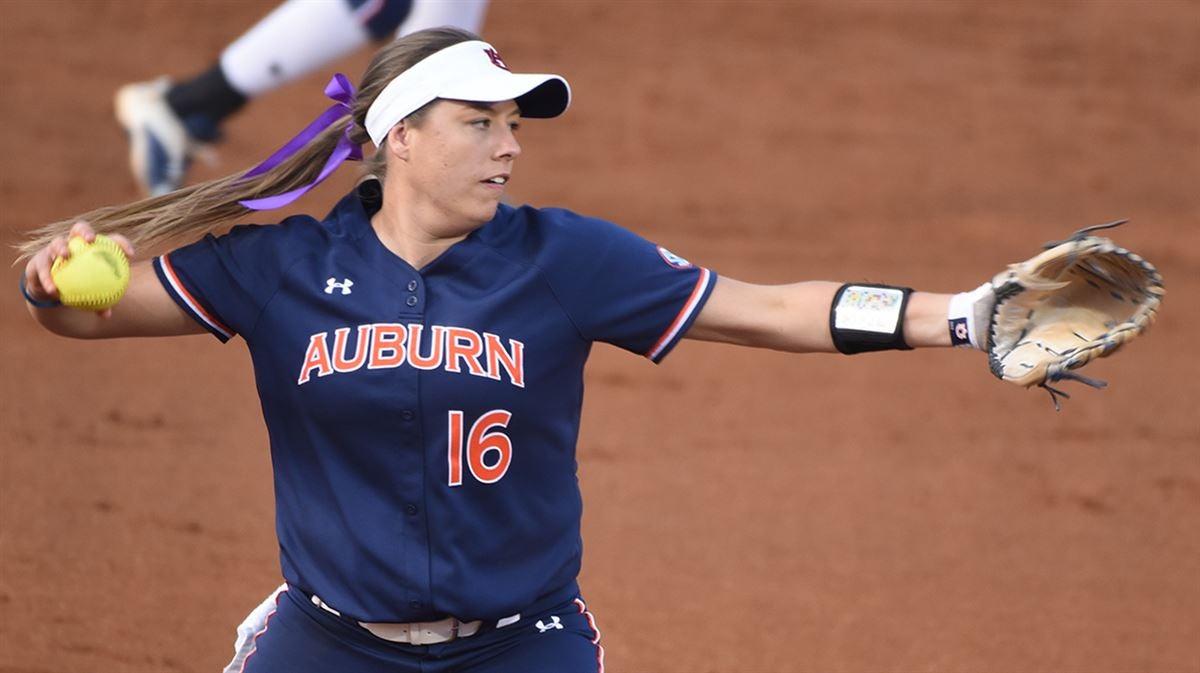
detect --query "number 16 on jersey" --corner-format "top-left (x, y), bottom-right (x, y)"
top-left (447, 410), bottom-right (514, 486)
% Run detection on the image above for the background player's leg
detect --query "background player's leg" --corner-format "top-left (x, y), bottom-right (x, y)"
top-left (218, 0), bottom-right (404, 100)
top-left (115, 0), bottom-right (384, 196)
top-left (394, 0), bottom-right (489, 37)
top-left (114, 0), bottom-right (488, 196)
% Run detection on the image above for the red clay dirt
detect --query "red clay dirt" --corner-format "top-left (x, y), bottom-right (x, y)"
top-left (2, 2), bottom-right (1198, 672)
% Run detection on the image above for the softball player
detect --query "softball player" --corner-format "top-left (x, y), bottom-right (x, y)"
top-left (116, 0), bottom-right (489, 196)
top-left (21, 27), bottom-right (994, 672)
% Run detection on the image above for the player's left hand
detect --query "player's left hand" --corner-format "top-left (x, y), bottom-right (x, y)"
top-left (978, 220), bottom-right (1164, 408)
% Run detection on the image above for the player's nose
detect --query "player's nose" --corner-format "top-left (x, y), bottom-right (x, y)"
top-left (495, 128), bottom-right (521, 160)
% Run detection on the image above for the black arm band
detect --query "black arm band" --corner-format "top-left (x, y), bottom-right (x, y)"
top-left (829, 283), bottom-right (914, 354)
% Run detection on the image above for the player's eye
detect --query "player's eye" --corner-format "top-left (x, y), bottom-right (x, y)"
top-left (470, 119), bottom-right (491, 129)
top-left (508, 121), bottom-right (521, 133)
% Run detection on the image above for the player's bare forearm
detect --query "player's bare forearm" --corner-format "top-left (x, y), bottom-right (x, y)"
top-left (902, 291), bottom-right (953, 348)
top-left (688, 277), bottom-right (951, 352)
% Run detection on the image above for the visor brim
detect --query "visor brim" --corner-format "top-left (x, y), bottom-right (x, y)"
top-left (439, 74), bottom-right (571, 118)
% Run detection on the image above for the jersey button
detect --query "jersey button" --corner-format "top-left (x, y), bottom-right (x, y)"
top-left (406, 295), bottom-right (418, 307)
top-left (405, 503), bottom-right (419, 515)
top-left (407, 280), bottom-right (418, 291)
top-left (400, 409), bottom-right (415, 421)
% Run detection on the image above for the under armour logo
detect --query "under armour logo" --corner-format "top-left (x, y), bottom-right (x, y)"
top-left (483, 48), bottom-right (510, 71)
top-left (535, 616), bottom-right (563, 633)
top-left (325, 278), bottom-right (354, 295)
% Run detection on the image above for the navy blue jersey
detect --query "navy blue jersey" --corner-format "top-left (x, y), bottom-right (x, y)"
top-left (153, 180), bottom-right (715, 622)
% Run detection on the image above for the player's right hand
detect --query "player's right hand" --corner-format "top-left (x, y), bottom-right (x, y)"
top-left (23, 220), bottom-right (135, 317)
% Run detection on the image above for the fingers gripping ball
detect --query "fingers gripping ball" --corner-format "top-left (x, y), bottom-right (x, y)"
top-left (50, 235), bottom-right (130, 310)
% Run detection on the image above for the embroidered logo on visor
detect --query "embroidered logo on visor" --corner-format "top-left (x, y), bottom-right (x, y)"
top-left (484, 48), bottom-right (510, 71)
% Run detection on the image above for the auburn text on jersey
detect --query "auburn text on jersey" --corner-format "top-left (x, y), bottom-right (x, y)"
top-left (298, 323), bottom-right (525, 387)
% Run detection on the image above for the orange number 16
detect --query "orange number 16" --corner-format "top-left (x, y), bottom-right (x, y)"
top-left (447, 410), bottom-right (514, 486)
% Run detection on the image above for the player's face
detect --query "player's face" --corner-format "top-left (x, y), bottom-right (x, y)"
top-left (403, 99), bottom-right (522, 233)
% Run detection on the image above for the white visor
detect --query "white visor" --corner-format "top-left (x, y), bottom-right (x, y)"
top-left (364, 40), bottom-right (571, 147)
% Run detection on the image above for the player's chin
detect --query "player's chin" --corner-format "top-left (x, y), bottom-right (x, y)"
top-left (466, 195), bottom-right (504, 223)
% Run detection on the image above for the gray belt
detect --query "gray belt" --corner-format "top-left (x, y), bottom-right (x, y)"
top-left (310, 594), bottom-right (520, 645)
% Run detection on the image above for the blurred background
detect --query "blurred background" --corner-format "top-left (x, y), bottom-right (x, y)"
top-left (2, 1), bottom-right (1197, 671)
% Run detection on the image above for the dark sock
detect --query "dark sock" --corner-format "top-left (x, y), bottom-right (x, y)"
top-left (165, 63), bottom-right (247, 142)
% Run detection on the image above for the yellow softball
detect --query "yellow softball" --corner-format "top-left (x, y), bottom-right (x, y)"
top-left (50, 234), bottom-right (131, 310)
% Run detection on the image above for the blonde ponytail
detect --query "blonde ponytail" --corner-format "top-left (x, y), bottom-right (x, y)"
top-left (17, 119), bottom-right (352, 260)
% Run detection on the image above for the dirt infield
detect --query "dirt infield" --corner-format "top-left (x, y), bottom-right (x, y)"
top-left (2, 1), bottom-right (1198, 671)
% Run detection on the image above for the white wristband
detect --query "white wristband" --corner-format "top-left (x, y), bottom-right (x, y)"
top-left (947, 282), bottom-right (995, 350)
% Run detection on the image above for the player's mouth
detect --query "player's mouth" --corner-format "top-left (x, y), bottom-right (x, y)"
top-left (482, 174), bottom-right (509, 189)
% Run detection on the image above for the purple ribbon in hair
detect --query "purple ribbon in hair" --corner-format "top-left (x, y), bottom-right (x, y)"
top-left (238, 74), bottom-right (363, 210)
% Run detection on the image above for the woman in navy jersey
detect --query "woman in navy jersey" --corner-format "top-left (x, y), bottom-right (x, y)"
top-left (20, 27), bottom-right (991, 673)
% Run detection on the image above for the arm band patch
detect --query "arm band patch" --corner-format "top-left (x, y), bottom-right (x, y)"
top-left (829, 284), bottom-right (914, 354)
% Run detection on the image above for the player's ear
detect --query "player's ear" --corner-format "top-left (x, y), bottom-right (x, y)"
top-left (386, 122), bottom-right (411, 162)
